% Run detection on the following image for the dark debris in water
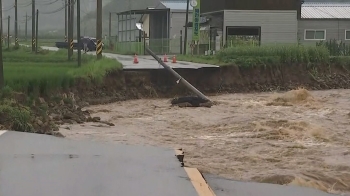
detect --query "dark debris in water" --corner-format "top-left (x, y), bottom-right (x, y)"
top-left (171, 96), bottom-right (213, 108)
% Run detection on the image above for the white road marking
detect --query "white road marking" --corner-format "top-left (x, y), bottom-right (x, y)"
top-left (0, 131), bottom-right (7, 136)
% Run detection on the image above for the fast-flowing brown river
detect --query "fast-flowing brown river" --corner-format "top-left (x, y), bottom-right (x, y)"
top-left (60, 89), bottom-right (350, 195)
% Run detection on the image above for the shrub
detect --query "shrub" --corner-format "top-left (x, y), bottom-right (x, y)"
top-left (0, 99), bottom-right (33, 132)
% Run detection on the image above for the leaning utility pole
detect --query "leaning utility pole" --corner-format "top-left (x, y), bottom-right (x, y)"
top-left (35, 9), bottom-right (38, 53)
top-left (31, 0), bottom-right (35, 52)
top-left (64, 0), bottom-right (67, 42)
top-left (7, 15), bottom-right (10, 49)
top-left (146, 47), bottom-right (210, 102)
top-left (183, 0), bottom-right (190, 55)
top-left (0, 0), bottom-right (4, 89)
top-left (14, 0), bottom-right (18, 48)
top-left (96, 0), bottom-right (102, 60)
top-left (76, 0), bottom-right (81, 66)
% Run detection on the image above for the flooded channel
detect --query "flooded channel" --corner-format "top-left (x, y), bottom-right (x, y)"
top-left (60, 89), bottom-right (350, 195)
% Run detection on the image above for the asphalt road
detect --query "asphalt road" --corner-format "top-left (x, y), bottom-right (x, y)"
top-left (39, 46), bottom-right (219, 70)
top-left (0, 131), bottom-right (197, 196)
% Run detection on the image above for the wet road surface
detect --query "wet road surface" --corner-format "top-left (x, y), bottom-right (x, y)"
top-left (0, 131), bottom-right (196, 196)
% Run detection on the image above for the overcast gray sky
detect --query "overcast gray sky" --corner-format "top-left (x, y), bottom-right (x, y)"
top-left (1, 0), bottom-right (104, 35)
top-left (1, 0), bottom-right (347, 37)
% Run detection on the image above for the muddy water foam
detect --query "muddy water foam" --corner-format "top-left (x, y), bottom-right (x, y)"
top-left (60, 89), bottom-right (350, 195)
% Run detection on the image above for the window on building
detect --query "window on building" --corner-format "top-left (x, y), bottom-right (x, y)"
top-left (345, 30), bottom-right (350, 40)
top-left (226, 26), bottom-right (261, 46)
top-left (304, 30), bottom-right (326, 40)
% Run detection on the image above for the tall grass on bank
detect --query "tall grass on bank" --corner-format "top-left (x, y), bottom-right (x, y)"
top-left (216, 45), bottom-right (330, 66)
top-left (317, 39), bottom-right (350, 56)
top-left (177, 44), bottom-right (333, 67)
top-left (3, 46), bottom-right (122, 96)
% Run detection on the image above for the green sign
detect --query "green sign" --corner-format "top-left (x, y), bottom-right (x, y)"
top-left (191, 0), bottom-right (200, 41)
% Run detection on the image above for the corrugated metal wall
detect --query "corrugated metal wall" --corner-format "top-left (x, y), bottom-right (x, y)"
top-left (117, 14), bottom-right (139, 42)
top-left (298, 20), bottom-right (350, 44)
top-left (169, 12), bottom-right (192, 54)
top-left (170, 12), bottom-right (192, 39)
top-left (223, 10), bottom-right (298, 44)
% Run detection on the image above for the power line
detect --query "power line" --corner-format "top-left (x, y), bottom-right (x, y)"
top-left (3, 0), bottom-right (62, 13)
top-left (17, 2), bottom-right (32, 7)
top-left (40, 4), bottom-right (67, 14)
top-left (36, 0), bottom-right (60, 6)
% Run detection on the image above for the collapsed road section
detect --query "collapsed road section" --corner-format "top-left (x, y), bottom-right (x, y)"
top-left (146, 48), bottom-right (213, 107)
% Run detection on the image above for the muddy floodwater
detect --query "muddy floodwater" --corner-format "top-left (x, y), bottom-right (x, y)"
top-left (60, 89), bottom-right (350, 195)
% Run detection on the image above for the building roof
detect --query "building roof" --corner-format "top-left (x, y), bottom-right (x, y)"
top-left (159, 1), bottom-right (193, 11)
top-left (116, 8), bottom-right (169, 15)
top-left (301, 3), bottom-right (350, 19)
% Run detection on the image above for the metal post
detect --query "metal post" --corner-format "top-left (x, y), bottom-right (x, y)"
top-left (109, 12), bottom-right (111, 48)
top-left (67, 0), bottom-right (71, 59)
top-left (0, 0), bottom-right (4, 89)
top-left (121, 14), bottom-right (123, 42)
top-left (161, 14), bottom-right (164, 54)
top-left (77, 0), bottom-right (81, 66)
top-left (69, 0), bottom-right (74, 59)
top-left (117, 14), bottom-right (120, 42)
top-left (129, 11), bottom-right (131, 52)
top-left (180, 30), bottom-right (182, 54)
top-left (133, 12), bottom-right (136, 51)
top-left (7, 15), bottom-right (10, 49)
top-left (183, 0), bottom-right (189, 55)
top-left (71, 0), bottom-right (74, 36)
top-left (25, 12), bottom-right (28, 41)
top-left (14, 0), bottom-right (18, 48)
top-left (32, 0), bottom-right (35, 52)
top-left (96, 0), bottom-right (102, 59)
top-left (64, 0), bottom-right (67, 42)
top-left (35, 9), bottom-right (38, 53)
top-left (146, 47), bottom-right (210, 102)
top-left (208, 25), bottom-right (211, 53)
top-left (167, 10), bottom-right (170, 54)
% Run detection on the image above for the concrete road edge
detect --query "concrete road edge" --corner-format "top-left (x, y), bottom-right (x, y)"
top-left (0, 130), bottom-right (7, 137)
top-left (174, 148), bottom-right (216, 196)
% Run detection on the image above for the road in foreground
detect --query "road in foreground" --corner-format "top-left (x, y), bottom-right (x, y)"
top-left (0, 131), bottom-right (197, 196)
top-left (60, 89), bottom-right (350, 195)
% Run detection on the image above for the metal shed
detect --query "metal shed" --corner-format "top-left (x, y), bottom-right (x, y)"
top-left (116, 8), bottom-right (171, 55)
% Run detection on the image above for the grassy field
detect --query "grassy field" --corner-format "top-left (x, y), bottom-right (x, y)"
top-left (14, 39), bottom-right (57, 48)
top-left (2, 46), bottom-right (122, 96)
top-left (177, 44), bottom-right (350, 67)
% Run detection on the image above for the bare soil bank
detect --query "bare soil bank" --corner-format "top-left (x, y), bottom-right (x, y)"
top-left (72, 63), bottom-right (350, 104)
top-left (4, 63), bottom-right (348, 137)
